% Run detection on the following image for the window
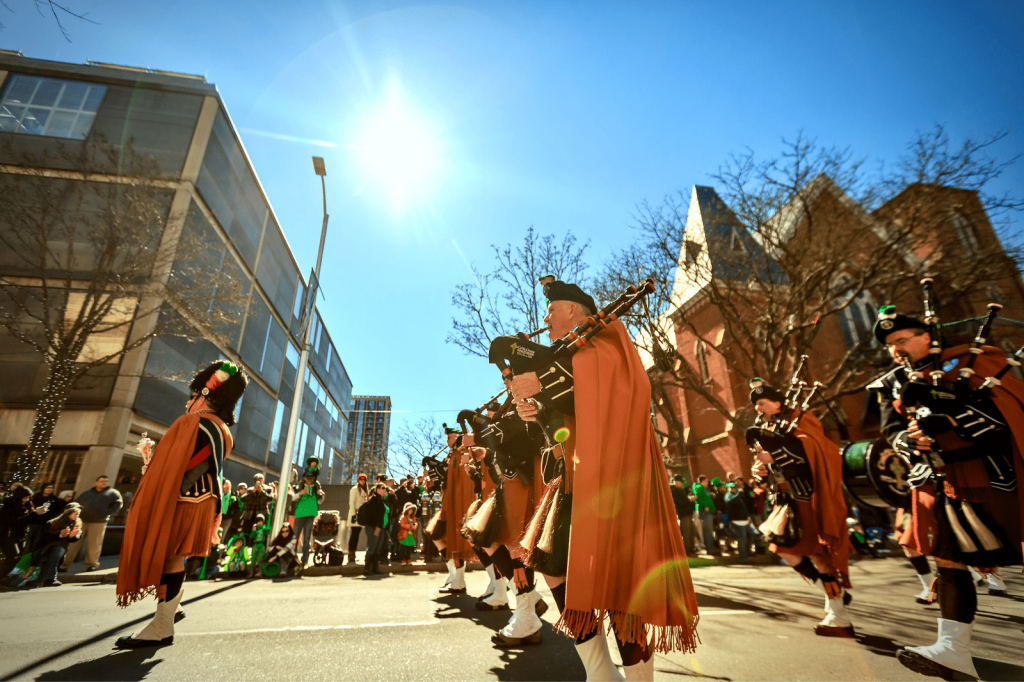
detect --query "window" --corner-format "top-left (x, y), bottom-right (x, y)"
top-left (730, 229), bottom-right (746, 253)
top-left (0, 74), bottom-right (106, 139)
top-left (196, 111), bottom-right (268, 270)
top-left (684, 240), bottom-right (702, 265)
top-left (833, 273), bottom-right (877, 350)
top-left (695, 340), bottom-right (710, 383)
top-left (255, 220), bottom-right (299, 322)
top-left (950, 210), bottom-right (980, 258)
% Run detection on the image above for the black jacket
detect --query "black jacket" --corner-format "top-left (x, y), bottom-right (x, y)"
top-left (0, 489), bottom-right (34, 543)
top-left (361, 494), bottom-right (386, 529)
top-left (670, 486), bottom-right (691, 517)
top-left (395, 486), bottom-right (419, 512)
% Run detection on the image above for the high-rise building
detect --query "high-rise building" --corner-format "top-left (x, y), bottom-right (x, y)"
top-left (0, 53), bottom-right (355, 520)
top-left (344, 396), bottom-right (392, 482)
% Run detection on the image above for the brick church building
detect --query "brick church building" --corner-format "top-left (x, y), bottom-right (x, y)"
top-left (651, 179), bottom-right (1024, 482)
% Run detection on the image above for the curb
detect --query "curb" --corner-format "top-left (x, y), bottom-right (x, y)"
top-left (58, 560), bottom-right (486, 584)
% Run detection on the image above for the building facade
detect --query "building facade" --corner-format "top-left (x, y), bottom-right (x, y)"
top-left (654, 181), bottom-right (1024, 481)
top-left (0, 53), bottom-right (354, 524)
top-left (344, 395), bottom-right (392, 482)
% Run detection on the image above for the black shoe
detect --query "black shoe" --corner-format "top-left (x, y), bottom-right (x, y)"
top-left (114, 635), bottom-right (173, 650)
top-left (42, 580), bottom-right (61, 588)
top-left (475, 600), bottom-right (510, 611)
top-left (491, 630), bottom-right (542, 647)
top-left (896, 648), bottom-right (977, 681)
top-left (174, 611), bottom-right (185, 623)
top-left (814, 624), bottom-right (856, 638)
top-left (86, 566), bottom-right (97, 572)
top-left (438, 585), bottom-right (466, 594)
top-left (843, 591), bottom-right (852, 606)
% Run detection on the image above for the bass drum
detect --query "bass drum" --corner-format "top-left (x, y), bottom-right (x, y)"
top-left (841, 439), bottom-right (912, 509)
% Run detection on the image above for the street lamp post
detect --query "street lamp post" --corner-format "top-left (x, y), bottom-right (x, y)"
top-left (271, 156), bottom-right (329, 536)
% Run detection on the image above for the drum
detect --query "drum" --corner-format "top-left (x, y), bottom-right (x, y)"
top-left (841, 439), bottom-right (912, 509)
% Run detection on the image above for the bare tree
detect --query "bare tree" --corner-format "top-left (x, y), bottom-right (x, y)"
top-left (447, 225), bottom-right (591, 357)
top-left (0, 1), bottom-right (99, 42)
top-left (597, 127), bottom-right (1024, 456)
top-left (387, 417), bottom-right (445, 480)
top-left (0, 139), bottom-right (250, 484)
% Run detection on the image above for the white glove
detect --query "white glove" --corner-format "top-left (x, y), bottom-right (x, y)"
top-left (907, 462), bottom-right (933, 489)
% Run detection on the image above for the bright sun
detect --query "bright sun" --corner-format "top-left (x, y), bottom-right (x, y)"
top-left (353, 86), bottom-right (443, 214)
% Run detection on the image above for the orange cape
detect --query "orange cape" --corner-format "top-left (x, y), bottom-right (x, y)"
top-left (788, 412), bottom-right (852, 584)
top-left (443, 450), bottom-right (492, 560)
top-left (559, 321), bottom-right (699, 654)
top-left (117, 414), bottom-right (206, 606)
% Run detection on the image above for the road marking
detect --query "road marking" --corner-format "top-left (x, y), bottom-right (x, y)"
top-left (178, 619), bottom-right (441, 637)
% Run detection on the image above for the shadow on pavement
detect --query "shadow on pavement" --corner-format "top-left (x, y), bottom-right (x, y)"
top-left (854, 633), bottom-right (902, 659)
top-left (432, 591), bottom-right (586, 681)
top-left (34, 650), bottom-right (164, 682)
top-left (0, 581), bottom-right (249, 682)
top-left (975, 657), bottom-right (1024, 682)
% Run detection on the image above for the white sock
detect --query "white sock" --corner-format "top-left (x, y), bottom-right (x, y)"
top-left (917, 573), bottom-right (932, 590)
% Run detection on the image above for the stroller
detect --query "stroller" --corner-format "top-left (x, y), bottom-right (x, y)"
top-left (311, 510), bottom-right (344, 567)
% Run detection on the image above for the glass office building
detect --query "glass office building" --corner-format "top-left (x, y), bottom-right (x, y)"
top-left (0, 52), bottom-right (352, 505)
top-left (344, 396), bottom-right (392, 482)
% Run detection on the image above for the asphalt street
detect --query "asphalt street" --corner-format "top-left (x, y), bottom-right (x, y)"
top-left (1, 559), bottom-right (1021, 681)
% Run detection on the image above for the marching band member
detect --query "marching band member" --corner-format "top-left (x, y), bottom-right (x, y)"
top-left (513, 279), bottom-right (698, 682)
top-left (460, 407), bottom-right (550, 646)
top-left (115, 360), bottom-right (248, 649)
top-left (426, 425), bottom-right (476, 594)
top-left (869, 305), bottom-right (1023, 681)
top-left (748, 380), bottom-right (855, 638)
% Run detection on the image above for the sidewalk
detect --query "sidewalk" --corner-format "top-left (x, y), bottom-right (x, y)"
top-left (56, 552), bottom-right (472, 584)
top-left (55, 547), bottom-right (774, 584)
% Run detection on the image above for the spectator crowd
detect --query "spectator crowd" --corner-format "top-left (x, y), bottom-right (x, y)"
top-left (670, 472), bottom-right (771, 563)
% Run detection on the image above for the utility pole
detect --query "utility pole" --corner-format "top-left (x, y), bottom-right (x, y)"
top-left (271, 156), bottom-right (329, 536)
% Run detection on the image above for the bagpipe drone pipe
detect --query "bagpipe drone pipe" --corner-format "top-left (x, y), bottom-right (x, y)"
top-left (422, 448), bottom-right (449, 490)
top-left (486, 277), bottom-right (657, 445)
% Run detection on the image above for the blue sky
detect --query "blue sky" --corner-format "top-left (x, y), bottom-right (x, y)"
top-left (7, 1), bottom-right (1024, 442)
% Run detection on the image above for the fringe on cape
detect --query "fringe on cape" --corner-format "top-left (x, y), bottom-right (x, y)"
top-left (116, 585), bottom-right (156, 609)
top-left (553, 607), bottom-right (700, 655)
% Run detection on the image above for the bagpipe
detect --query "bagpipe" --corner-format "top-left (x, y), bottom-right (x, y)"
top-left (890, 278), bottom-right (1021, 563)
top-left (744, 356), bottom-right (823, 461)
top-left (456, 388), bottom-right (547, 485)
top-left (486, 277), bottom-right (657, 445)
top-left (421, 447), bottom-right (450, 489)
top-left (896, 280), bottom-right (1006, 483)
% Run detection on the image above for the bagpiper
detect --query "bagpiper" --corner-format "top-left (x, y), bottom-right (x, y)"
top-left (868, 293), bottom-right (1022, 682)
top-left (115, 360), bottom-right (248, 648)
top-left (511, 278), bottom-right (699, 681)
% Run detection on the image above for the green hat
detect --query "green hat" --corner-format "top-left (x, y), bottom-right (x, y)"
top-left (711, 477), bottom-right (722, 486)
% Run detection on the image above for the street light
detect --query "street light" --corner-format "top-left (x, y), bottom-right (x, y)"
top-left (271, 156), bottom-right (330, 536)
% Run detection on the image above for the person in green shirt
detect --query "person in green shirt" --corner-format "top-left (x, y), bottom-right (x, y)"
top-left (692, 476), bottom-right (719, 555)
top-left (291, 471), bottom-right (324, 567)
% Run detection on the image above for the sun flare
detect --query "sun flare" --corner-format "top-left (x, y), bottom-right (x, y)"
top-left (353, 87), bottom-right (443, 213)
